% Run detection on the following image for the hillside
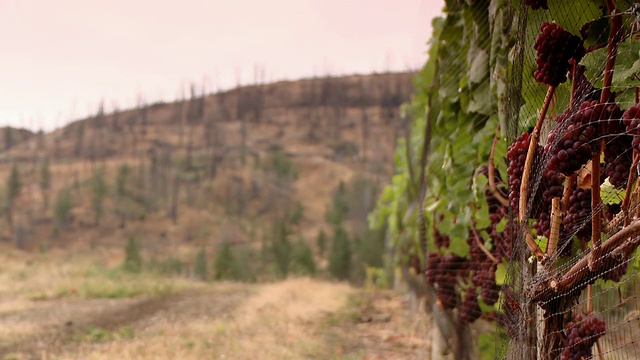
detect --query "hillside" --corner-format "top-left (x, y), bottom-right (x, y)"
top-left (0, 72), bottom-right (423, 358)
top-left (0, 72), bottom-right (414, 272)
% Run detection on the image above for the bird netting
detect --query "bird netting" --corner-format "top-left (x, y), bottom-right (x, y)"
top-left (499, 1), bottom-right (640, 359)
top-left (371, 0), bottom-right (640, 359)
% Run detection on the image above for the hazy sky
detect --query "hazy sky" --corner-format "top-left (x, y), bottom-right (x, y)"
top-left (0, 0), bottom-right (444, 131)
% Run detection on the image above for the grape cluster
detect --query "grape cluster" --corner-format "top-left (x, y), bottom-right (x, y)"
top-left (602, 257), bottom-right (629, 282)
top-left (478, 166), bottom-right (511, 261)
top-left (569, 64), bottom-right (601, 108)
top-left (460, 286), bottom-right (482, 323)
top-left (434, 229), bottom-right (451, 249)
top-left (533, 169), bottom-right (564, 238)
top-left (533, 23), bottom-right (585, 87)
top-left (604, 141), bottom-right (633, 188)
top-left (604, 203), bottom-right (621, 222)
top-left (525, 0), bottom-right (548, 10)
top-left (603, 104), bottom-right (631, 188)
top-left (472, 262), bottom-right (500, 306)
top-left (623, 104), bottom-right (640, 153)
top-left (466, 227), bottom-right (500, 307)
top-left (433, 254), bottom-right (467, 310)
top-left (508, 132), bottom-right (531, 212)
top-left (488, 207), bottom-right (512, 261)
top-left (425, 252), bottom-right (440, 285)
top-left (467, 231), bottom-right (486, 263)
top-left (408, 254), bottom-right (422, 275)
top-left (492, 221), bottom-right (512, 261)
top-left (561, 313), bottom-right (606, 360)
top-left (563, 185), bottom-right (592, 243)
top-left (546, 100), bottom-right (602, 177)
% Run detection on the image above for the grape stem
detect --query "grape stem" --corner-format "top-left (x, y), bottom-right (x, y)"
top-left (519, 85), bottom-right (555, 262)
top-left (471, 221), bottom-right (499, 265)
top-left (604, 204), bottom-right (628, 234)
top-left (488, 126), bottom-right (509, 207)
top-left (604, 170), bottom-right (639, 234)
top-left (590, 144), bottom-right (603, 263)
top-left (636, 185), bottom-right (640, 219)
top-left (569, 61), bottom-right (577, 109)
top-left (621, 153), bottom-right (640, 227)
top-left (590, 3), bottom-right (624, 269)
top-left (596, 339), bottom-right (604, 360)
top-left (546, 197), bottom-right (562, 260)
top-left (585, 43), bottom-right (608, 54)
top-left (562, 175), bottom-right (576, 213)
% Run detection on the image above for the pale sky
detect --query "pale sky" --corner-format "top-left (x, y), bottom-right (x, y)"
top-left (0, 0), bottom-right (444, 131)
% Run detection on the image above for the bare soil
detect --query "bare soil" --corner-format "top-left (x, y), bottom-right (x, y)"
top-left (0, 279), bottom-right (430, 360)
top-left (0, 286), bottom-right (250, 359)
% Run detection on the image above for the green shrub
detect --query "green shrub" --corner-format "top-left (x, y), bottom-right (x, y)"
top-left (290, 202), bottom-right (304, 225)
top-left (270, 219), bottom-right (292, 278)
top-left (293, 239), bottom-right (316, 276)
top-left (53, 188), bottom-right (73, 231)
top-left (194, 247), bottom-right (208, 280)
top-left (122, 236), bottom-right (142, 273)
top-left (328, 225), bottom-right (352, 280)
top-left (325, 181), bottom-right (348, 226)
top-left (316, 229), bottom-right (327, 257)
top-left (214, 242), bottom-right (242, 280)
top-left (156, 257), bottom-right (183, 276)
top-left (90, 167), bottom-right (108, 225)
top-left (264, 147), bottom-right (297, 182)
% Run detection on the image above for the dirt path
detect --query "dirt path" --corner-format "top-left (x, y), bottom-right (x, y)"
top-left (0, 278), bottom-right (431, 359)
top-left (0, 285), bottom-right (250, 359)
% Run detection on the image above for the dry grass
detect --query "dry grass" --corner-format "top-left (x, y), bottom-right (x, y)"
top-left (57, 278), bottom-right (354, 360)
top-left (0, 246), bottom-right (430, 360)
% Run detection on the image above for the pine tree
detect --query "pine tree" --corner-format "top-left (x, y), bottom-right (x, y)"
top-left (39, 158), bottom-right (51, 211)
top-left (114, 164), bottom-right (130, 227)
top-left (90, 168), bottom-right (108, 226)
top-left (5, 164), bottom-right (21, 228)
top-left (293, 239), bottom-right (316, 276)
top-left (4, 126), bottom-right (12, 151)
top-left (74, 122), bottom-right (84, 157)
top-left (328, 225), bottom-right (352, 280)
top-left (325, 181), bottom-right (349, 226)
top-left (214, 242), bottom-right (241, 280)
top-left (271, 219), bottom-right (292, 278)
top-left (53, 188), bottom-right (72, 231)
top-left (123, 236), bottom-right (142, 273)
top-left (194, 247), bottom-right (208, 280)
top-left (317, 229), bottom-right (327, 256)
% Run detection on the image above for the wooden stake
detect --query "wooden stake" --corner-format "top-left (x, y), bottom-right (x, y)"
top-left (519, 85), bottom-right (555, 221)
top-left (547, 197), bottom-right (562, 258)
top-left (621, 153), bottom-right (640, 226)
top-left (590, 3), bottom-right (624, 269)
top-left (519, 85), bottom-right (555, 262)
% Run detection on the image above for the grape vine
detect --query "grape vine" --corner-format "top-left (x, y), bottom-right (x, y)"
top-left (370, 0), bottom-right (640, 357)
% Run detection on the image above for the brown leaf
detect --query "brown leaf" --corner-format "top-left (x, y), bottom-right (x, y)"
top-left (577, 160), bottom-right (592, 189)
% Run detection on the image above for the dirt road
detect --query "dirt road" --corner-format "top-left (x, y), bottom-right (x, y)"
top-left (0, 284), bottom-right (249, 359)
top-left (0, 278), bottom-right (429, 359)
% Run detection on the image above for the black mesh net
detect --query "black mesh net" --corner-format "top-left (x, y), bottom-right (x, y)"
top-left (407, 0), bottom-right (640, 358)
top-left (499, 1), bottom-right (640, 359)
